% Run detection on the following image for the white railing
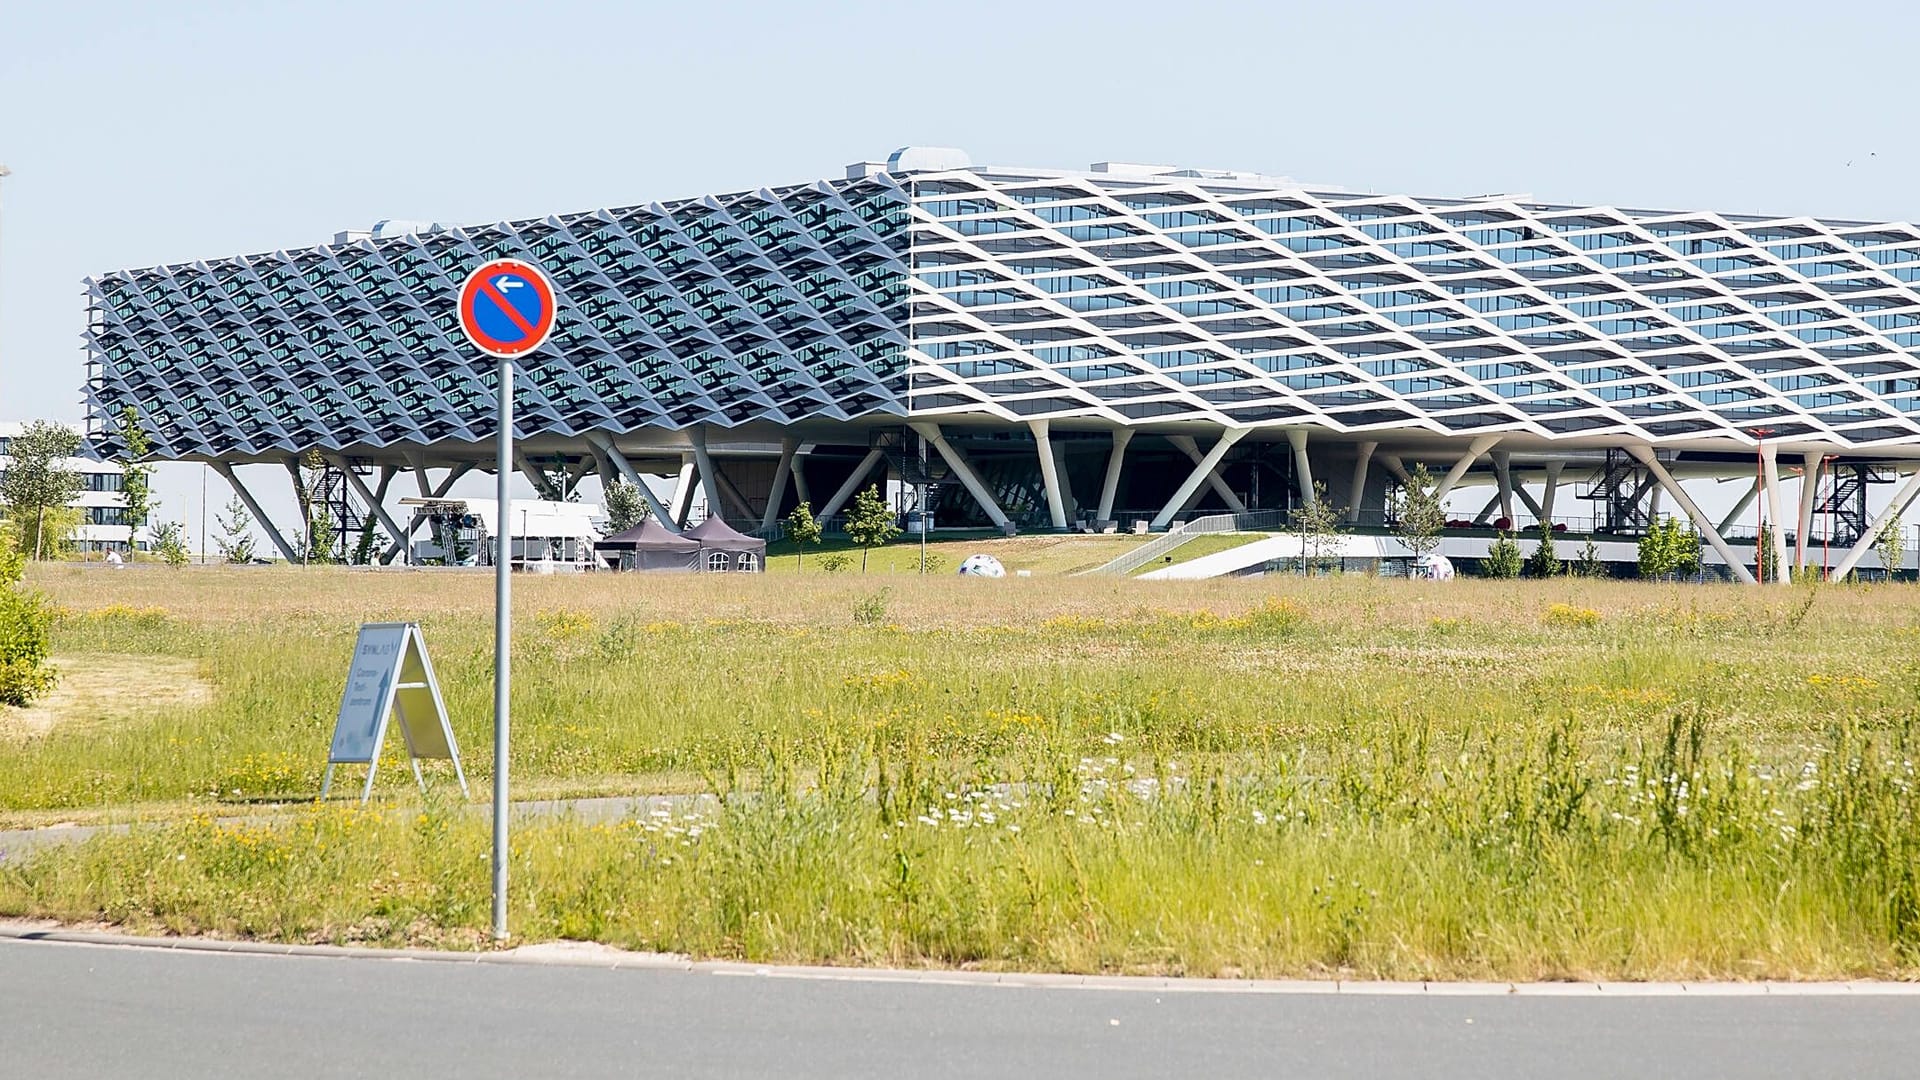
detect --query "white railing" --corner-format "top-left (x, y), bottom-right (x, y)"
top-left (1078, 510), bottom-right (1283, 576)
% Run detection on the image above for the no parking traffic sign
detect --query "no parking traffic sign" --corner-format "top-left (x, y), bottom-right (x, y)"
top-left (458, 258), bottom-right (556, 358)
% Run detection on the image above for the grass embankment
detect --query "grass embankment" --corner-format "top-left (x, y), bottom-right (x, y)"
top-left (764, 532), bottom-right (1150, 575)
top-left (4, 565), bottom-right (1920, 980)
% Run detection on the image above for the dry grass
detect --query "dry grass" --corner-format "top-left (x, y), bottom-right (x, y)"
top-left (0, 655), bottom-right (211, 742)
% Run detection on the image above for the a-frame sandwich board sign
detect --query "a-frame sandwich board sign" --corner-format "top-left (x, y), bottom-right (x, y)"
top-left (320, 622), bottom-right (469, 804)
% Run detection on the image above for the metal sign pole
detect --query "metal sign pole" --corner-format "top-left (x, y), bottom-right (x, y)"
top-left (492, 354), bottom-right (512, 941)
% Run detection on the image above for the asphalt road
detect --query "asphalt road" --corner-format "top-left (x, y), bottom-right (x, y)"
top-left (4, 939), bottom-right (1917, 1079)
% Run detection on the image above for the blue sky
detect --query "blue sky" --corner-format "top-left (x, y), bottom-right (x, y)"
top-left (2, 0), bottom-right (1915, 531)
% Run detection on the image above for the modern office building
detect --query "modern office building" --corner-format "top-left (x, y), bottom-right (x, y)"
top-left (0, 420), bottom-right (134, 552)
top-left (82, 148), bottom-right (1920, 579)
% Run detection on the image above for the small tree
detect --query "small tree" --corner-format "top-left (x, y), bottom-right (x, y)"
top-left (351, 521), bottom-right (384, 566)
top-left (1573, 538), bottom-right (1605, 579)
top-left (604, 479), bottom-right (649, 533)
top-left (305, 509), bottom-right (338, 565)
top-left (1392, 463), bottom-right (1445, 564)
top-left (0, 421), bottom-right (84, 560)
top-left (214, 496), bottom-right (258, 564)
top-left (1482, 532), bottom-right (1522, 579)
top-left (1874, 517), bottom-right (1906, 582)
top-left (784, 500), bottom-right (823, 570)
top-left (149, 520), bottom-right (190, 568)
top-left (1638, 517), bottom-right (1700, 580)
top-left (844, 485), bottom-right (899, 572)
top-left (1755, 521), bottom-right (1781, 584)
top-left (1291, 481), bottom-right (1344, 575)
top-left (117, 406), bottom-right (155, 552)
top-left (1524, 522), bottom-right (1561, 578)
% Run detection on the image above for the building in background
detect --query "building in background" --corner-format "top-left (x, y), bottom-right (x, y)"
top-left (79, 148), bottom-right (1920, 580)
top-left (0, 420), bottom-right (134, 552)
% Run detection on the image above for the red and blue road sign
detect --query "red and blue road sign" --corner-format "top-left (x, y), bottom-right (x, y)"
top-left (458, 259), bottom-right (557, 359)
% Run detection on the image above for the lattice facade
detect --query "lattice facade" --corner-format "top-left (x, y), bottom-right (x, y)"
top-left (85, 177), bottom-right (911, 459)
top-left (904, 166), bottom-right (1920, 451)
top-left (83, 157), bottom-right (1920, 460)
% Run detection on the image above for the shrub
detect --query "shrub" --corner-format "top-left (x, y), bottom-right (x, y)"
top-left (0, 584), bottom-right (57, 706)
top-left (1524, 523), bottom-right (1560, 578)
top-left (819, 552), bottom-right (852, 574)
top-left (1544, 602), bottom-right (1602, 628)
top-left (1482, 532), bottom-right (1522, 579)
top-left (852, 589), bottom-right (891, 626)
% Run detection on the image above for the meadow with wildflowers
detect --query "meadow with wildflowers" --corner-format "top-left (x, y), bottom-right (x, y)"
top-left (3, 563), bottom-right (1920, 980)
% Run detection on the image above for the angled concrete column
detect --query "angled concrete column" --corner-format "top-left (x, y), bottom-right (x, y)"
top-left (328, 455), bottom-right (410, 566)
top-left (1716, 478), bottom-right (1760, 536)
top-left (688, 427), bottom-right (727, 522)
top-left (762, 437), bottom-right (799, 531)
top-left (211, 462), bottom-right (300, 564)
top-left (791, 446), bottom-right (812, 507)
top-left (1795, 450), bottom-right (1825, 569)
top-left (1346, 441), bottom-right (1377, 523)
top-left (513, 450), bottom-right (560, 501)
top-left (1286, 428), bottom-right (1316, 507)
top-left (1830, 467), bottom-right (1920, 581)
top-left (1539, 461), bottom-right (1565, 524)
top-left (1434, 435), bottom-right (1500, 500)
top-left (1471, 491), bottom-right (1502, 524)
top-left (817, 449), bottom-right (886, 522)
top-left (585, 432), bottom-right (675, 528)
top-left (1166, 434), bottom-right (1247, 512)
top-left (909, 422), bottom-right (1012, 532)
top-left (1513, 479), bottom-right (1545, 522)
top-left (1377, 453), bottom-right (1413, 485)
top-left (670, 454), bottom-right (697, 526)
top-left (1152, 427), bottom-right (1250, 529)
top-left (1760, 441), bottom-right (1788, 585)
top-left (1626, 445), bottom-right (1757, 585)
top-left (1491, 451), bottom-right (1515, 523)
top-left (1096, 428), bottom-right (1134, 524)
top-left (1029, 420), bottom-right (1068, 530)
top-left (708, 458), bottom-right (757, 522)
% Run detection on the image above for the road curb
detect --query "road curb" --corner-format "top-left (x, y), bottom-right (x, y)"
top-left (5, 921), bottom-right (1919, 995)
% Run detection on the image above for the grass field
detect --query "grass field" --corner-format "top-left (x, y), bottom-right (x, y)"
top-left (3, 554), bottom-right (1919, 980)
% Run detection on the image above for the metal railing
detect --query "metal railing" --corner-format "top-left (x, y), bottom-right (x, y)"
top-left (1077, 509), bottom-right (1286, 577)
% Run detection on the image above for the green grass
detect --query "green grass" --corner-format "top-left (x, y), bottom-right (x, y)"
top-left (764, 532), bottom-right (1152, 576)
top-left (4, 563), bottom-right (1920, 979)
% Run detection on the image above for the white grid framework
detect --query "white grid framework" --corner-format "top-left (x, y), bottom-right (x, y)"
top-left (903, 165), bottom-right (1920, 453)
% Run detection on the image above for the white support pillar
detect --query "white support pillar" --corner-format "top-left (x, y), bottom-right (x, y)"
top-left (1434, 435), bottom-right (1500, 500)
top-left (1539, 461), bottom-right (1565, 525)
top-left (688, 427), bottom-right (727, 523)
top-left (1166, 434), bottom-right (1247, 512)
top-left (1760, 441), bottom-right (1788, 586)
top-left (817, 449), bottom-right (886, 522)
top-left (585, 431), bottom-right (676, 529)
top-left (708, 458), bottom-right (757, 522)
top-left (791, 446), bottom-right (812, 507)
top-left (1151, 428), bottom-right (1250, 529)
top-left (1096, 428), bottom-right (1133, 524)
top-left (1625, 445), bottom-right (1758, 585)
top-left (1029, 419), bottom-right (1069, 530)
top-left (1830, 468), bottom-right (1920, 581)
top-left (909, 422), bottom-right (1012, 532)
top-left (1377, 453), bottom-right (1413, 485)
top-left (670, 453), bottom-right (697, 526)
top-left (762, 437), bottom-right (799, 532)
top-left (1716, 478), bottom-right (1761, 536)
top-left (1491, 451), bottom-right (1515, 523)
top-left (212, 462), bottom-right (301, 564)
top-left (1795, 450), bottom-right (1824, 569)
top-left (513, 450), bottom-right (558, 501)
top-left (1513, 479), bottom-right (1545, 522)
top-left (329, 456), bottom-right (411, 566)
top-left (1471, 491), bottom-right (1502, 525)
top-left (1286, 428), bottom-right (1316, 506)
top-left (1345, 441), bottom-right (1377, 523)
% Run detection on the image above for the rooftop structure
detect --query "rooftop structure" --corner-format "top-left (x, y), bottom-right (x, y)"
top-left (80, 150), bottom-right (1920, 580)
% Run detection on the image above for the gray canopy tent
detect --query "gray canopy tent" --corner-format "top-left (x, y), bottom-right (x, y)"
top-left (596, 517), bottom-right (766, 572)
top-left (596, 519), bottom-right (699, 571)
top-left (683, 517), bottom-right (766, 573)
